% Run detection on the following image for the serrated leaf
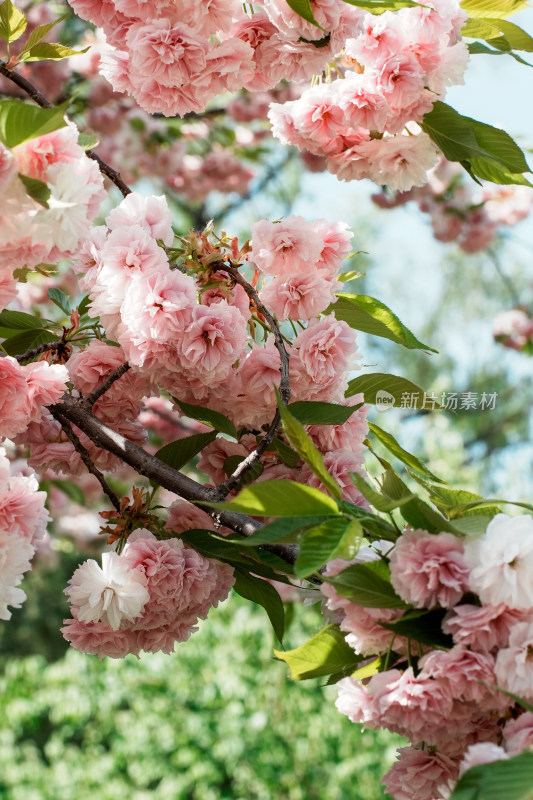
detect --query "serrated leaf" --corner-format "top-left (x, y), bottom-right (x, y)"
top-left (0, 0), bottom-right (26, 43)
top-left (0, 309), bottom-right (47, 329)
top-left (380, 608), bottom-right (453, 648)
top-left (274, 624), bottom-right (362, 680)
top-left (284, 0), bottom-right (321, 26)
top-left (207, 480), bottom-right (339, 517)
top-left (368, 422), bottom-right (445, 483)
top-left (2, 328), bottom-right (57, 356)
top-left (278, 395), bottom-right (342, 500)
top-left (17, 173), bottom-right (50, 208)
top-left (24, 42), bottom-right (90, 61)
top-left (228, 515), bottom-right (335, 547)
top-left (18, 11), bottom-right (70, 54)
top-left (345, 372), bottom-right (439, 409)
top-left (0, 98), bottom-right (69, 148)
top-left (223, 455), bottom-right (264, 486)
top-left (328, 293), bottom-right (437, 352)
top-left (77, 131), bottom-right (99, 150)
top-left (460, 0), bottom-right (529, 19)
top-left (449, 752), bottom-right (533, 800)
top-left (468, 156), bottom-right (533, 185)
top-left (174, 398), bottom-right (237, 438)
top-left (233, 569), bottom-right (285, 643)
top-left (351, 473), bottom-right (416, 513)
top-left (152, 431), bottom-right (217, 483)
top-left (326, 561), bottom-right (408, 609)
top-left (47, 288), bottom-right (72, 315)
top-left (295, 518), bottom-right (353, 578)
top-left (288, 400), bottom-right (361, 425)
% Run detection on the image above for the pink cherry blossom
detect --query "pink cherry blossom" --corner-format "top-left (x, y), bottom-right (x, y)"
top-left (259, 271), bottom-right (337, 321)
top-left (251, 215), bottom-right (325, 276)
top-left (503, 712), bottom-right (533, 756)
top-left (442, 603), bottom-right (527, 651)
top-left (179, 303), bottom-right (248, 380)
top-left (495, 621), bottom-right (533, 699)
top-left (0, 356), bottom-right (31, 439)
top-left (382, 746), bottom-right (458, 800)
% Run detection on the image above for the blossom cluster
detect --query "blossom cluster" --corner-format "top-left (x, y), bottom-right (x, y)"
top-left (0, 123), bottom-right (105, 305)
top-left (0, 446), bottom-right (49, 620)
top-left (493, 307), bottom-right (533, 354)
top-left (373, 158), bottom-right (533, 252)
top-left (62, 528), bottom-right (235, 657)
top-left (328, 513), bottom-right (533, 799)
top-left (269, 0), bottom-right (468, 190)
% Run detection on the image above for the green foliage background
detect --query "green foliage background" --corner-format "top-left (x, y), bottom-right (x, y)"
top-left (0, 557), bottom-right (402, 800)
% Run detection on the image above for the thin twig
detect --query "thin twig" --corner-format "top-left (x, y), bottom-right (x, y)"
top-left (82, 362), bottom-right (131, 409)
top-left (50, 406), bottom-right (121, 511)
top-left (0, 60), bottom-right (132, 198)
top-left (212, 261), bottom-right (291, 498)
top-left (487, 247), bottom-right (521, 307)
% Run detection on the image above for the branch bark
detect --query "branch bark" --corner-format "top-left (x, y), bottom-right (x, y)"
top-left (82, 362), bottom-right (131, 408)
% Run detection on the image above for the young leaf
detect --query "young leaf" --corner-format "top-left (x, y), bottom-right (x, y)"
top-left (0, 0), bottom-right (26, 43)
top-left (288, 400), bottom-right (362, 425)
top-left (328, 293), bottom-right (437, 352)
top-left (460, 0), bottom-right (530, 19)
top-left (368, 422), bottom-right (445, 484)
top-left (345, 372), bottom-right (440, 409)
top-left (17, 11), bottom-right (70, 54)
top-left (17, 174), bottom-right (50, 208)
top-left (274, 624), bottom-right (362, 680)
top-left (23, 42), bottom-right (90, 61)
top-left (294, 518), bottom-right (355, 578)
top-left (277, 395), bottom-right (343, 500)
top-left (233, 569), bottom-right (285, 643)
top-left (449, 752), bottom-right (533, 800)
top-left (284, 0), bottom-right (321, 26)
top-left (207, 480), bottom-right (339, 517)
top-left (77, 131), bottom-right (99, 150)
top-left (153, 431), bottom-right (217, 479)
top-left (47, 288), bottom-right (72, 315)
top-left (0, 98), bottom-right (69, 148)
top-left (174, 398), bottom-right (237, 438)
top-left (325, 561), bottom-right (409, 609)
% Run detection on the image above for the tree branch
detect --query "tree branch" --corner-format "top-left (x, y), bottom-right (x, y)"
top-left (0, 60), bottom-right (132, 198)
top-left (15, 340), bottom-right (64, 363)
top-left (49, 405), bottom-right (121, 511)
top-left (212, 262), bottom-right (291, 498)
top-left (81, 362), bottom-right (131, 408)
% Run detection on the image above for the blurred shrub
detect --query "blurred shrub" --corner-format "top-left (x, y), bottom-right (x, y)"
top-left (0, 585), bottom-right (402, 800)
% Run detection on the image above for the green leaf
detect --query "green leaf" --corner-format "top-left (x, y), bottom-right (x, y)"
top-left (271, 437), bottom-right (300, 468)
top-left (352, 656), bottom-right (384, 680)
top-left (277, 395), bottom-right (343, 500)
top-left (0, 0), bottom-right (26, 43)
top-left (345, 372), bottom-right (439, 409)
top-left (0, 309), bottom-right (47, 329)
top-left (351, 473), bottom-right (416, 512)
top-left (463, 16), bottom-right (533, 50)
top-left (208, 480), bottom-right (339, 517)
top-left (17, 173), bottom-right (50, 208)
top-left (326, 561), bottom-right (408, 609)
top-left (77, 295), bottom-right (91, 316)
top-left (274, 624), bottom-right (361, 681)
top-left (0, 99), bottom-right (69, 148)
top-left (461, 16), bottom-right (503, 37)
top-left (23, 42), bottom-right (90, 61)
top-left (223, 455), bottom-right (264, 486)
top-left (284, 0), bottom-right (321, 26)
top-left (467, 156), bottom-right (533, 185)
top-left (152, 431), bottom-right (217, 482)
top-left (380, 608), bottom-right (454, 649)
top-left (233, 569), bottom-right (285, 643)
top-left (328, 293), bottom-right (437, 352)
top-left (341, 0), bottom-right (420, 12)
top-left (174, 398), bottom-right (237, 438)
top-left (494, 19), bottom-right (533, 50)
top-left (2, 328), bottom-right (57, 356)
top-left (47, 288), bottom-right (72, 315)
top-left (288, 400), bottom-right (362, 425)
top-left (460, 0), bottom-right (530, 19)
top-left (18, 11), bottom-right (70, 53)
top-left (450, 515), bottom-right (493, 535)
top-left (400, 496), bottom-right (461, 534)
top-left (295, 518), bottom-right (355, 578)
top-left (467, 39), bottom-right (533, 66)
top-left (368, 422), bottom-right (445, 483)
top-left (77, 131), bottom-right (99, 150)
top-left (449, 752), bottom-right (533, 800)
top-left (467, 117), bottom-right (530, 173)
top-left (229, 515), bottom-right (336, 547)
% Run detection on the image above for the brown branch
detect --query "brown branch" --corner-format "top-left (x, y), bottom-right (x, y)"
top-left (0, 60), bottom-right (132, 198)
top-left (15, 340), bottom-right (64, 363)
top-left (82, 362), bottom-right (131, 409)
top-left (212, 262), bottom-right (291, 498)
top-left (49, 406), bottom-right (121, 511)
